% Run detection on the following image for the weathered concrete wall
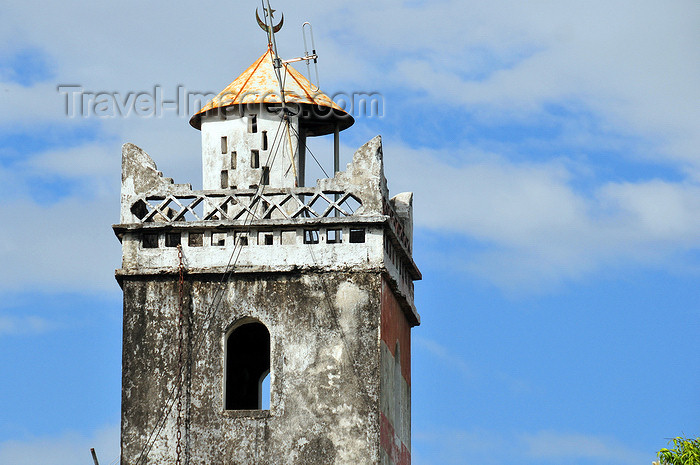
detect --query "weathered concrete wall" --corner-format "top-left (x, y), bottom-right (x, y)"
top-left (119, 223), bottom-right (385, 275)
top-left (121, 271), bottom-right (384, 465)
top-left (119, 143), bottom-right (192, 224)
top-left (379, 277), bottom-right (412, 465)
top-left (390, 192), bottom-right (413, 252)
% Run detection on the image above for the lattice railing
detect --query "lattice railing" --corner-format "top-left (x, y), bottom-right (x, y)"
top-left (128, 188), bottom-right (363, 224)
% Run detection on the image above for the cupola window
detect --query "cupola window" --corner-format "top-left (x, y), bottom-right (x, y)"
top-left (248, 114), bottom-right (258, 133)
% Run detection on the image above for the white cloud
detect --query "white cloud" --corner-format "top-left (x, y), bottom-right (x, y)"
top-left (521, 430), bottom-right (650, 464)
top-left (0, 315), bottom-right (55, 336)
top-left (24, 142), bottom-right (118, 179)
top-left (413, 428), bottom-right (651, 465)
top-left (0, 425), bottom-right (120, 465)
top-left (454, 33), bottom-right (699, 167)
top-left (414, 335), bottom-right (532, 395)
top-left (413, 428), bottom-right (508, 465)
top-left (308, 0), bottom-right (700, 171)
top-left (0, 197), bottom-right (121, 292)
top-left (0, 81), bottom-right (69, 125)
top-left (414, 336), bottom-right (475, 381)
top-left (384, 142), bottom-right (700, 290)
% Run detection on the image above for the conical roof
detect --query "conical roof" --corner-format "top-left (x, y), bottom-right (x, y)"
top-left (190, 47), bottom-right (354, 135)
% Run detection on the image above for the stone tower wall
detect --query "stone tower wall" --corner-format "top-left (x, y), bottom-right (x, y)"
top-left (116, 135), bottom-right (420, 465)
top-left (121, 272), bottom-right (384, 464)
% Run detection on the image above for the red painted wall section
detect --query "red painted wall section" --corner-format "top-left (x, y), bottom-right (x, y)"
top-left (381, 276), bottom-right (411, 385)
top-left (380, 412), bottom-right (411, 465)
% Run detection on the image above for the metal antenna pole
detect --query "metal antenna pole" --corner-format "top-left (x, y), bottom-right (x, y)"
top-left (262, 0), bottom-right (299, 186)
top-left (334, 123), bottom-right (340, 216)
top-left (302, 22), bottom-right (320, 90)
top-left (265, 0), bottom-right (284, 93)
top-left (90, 448), bottom-right (100, 465)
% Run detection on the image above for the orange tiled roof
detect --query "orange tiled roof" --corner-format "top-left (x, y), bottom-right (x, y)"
top-left (190, 47), bottom-right (352, 132)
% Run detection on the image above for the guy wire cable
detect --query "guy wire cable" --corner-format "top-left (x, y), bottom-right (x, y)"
top-left (134, 114), bottom-right (288, 465)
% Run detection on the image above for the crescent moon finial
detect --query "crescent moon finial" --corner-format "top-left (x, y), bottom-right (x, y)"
top-left (256, 6), bottom-right (284, 44)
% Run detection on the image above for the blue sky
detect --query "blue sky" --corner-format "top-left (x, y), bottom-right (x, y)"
top-left (0, 1), bottom-right (698, 464)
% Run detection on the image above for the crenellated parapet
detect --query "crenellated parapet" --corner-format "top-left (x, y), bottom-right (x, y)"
top-left (114, 136), bottom-right (420, 317)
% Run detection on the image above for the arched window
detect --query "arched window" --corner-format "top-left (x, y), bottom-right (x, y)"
top-left (225, 321), bottom-right (270, 410)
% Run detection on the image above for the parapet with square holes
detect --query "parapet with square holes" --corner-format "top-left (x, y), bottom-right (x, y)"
top-left (114, 135), bottom-right (420, 314)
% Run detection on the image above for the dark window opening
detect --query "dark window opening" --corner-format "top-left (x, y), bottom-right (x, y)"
top-left (225, 322), bottom-right (270, 410)
top-left (142, 233), bottom-right (158, 248)
top-left (188, 232), bottom-right (203, 247)
top-left (235, 232), bottom-right (249, 246)
top-left (165, 232), bottom-right (180, 247)
top-left (248, 114), bottom-right (258, 133)
top-left (261, 131), bottom-right (268, 150)
top-left (221, 170), bottom-right (229, 189)
top-left (261, 167), bottom-right (270, 185)
top-left (304, 229), bottom-right (320, 244)
top-left (264, 233), bottom-right (273, 245)
top-left (251, 150), bottom-right (260, 169)
top-left (221, 136), bottom-right (228, 154)
top-left (349, 228), bottom-right (366, 243)
top-left (231, 151), bottom-right (237, 169)
top-left (326, 229), bottom-right (342, 244)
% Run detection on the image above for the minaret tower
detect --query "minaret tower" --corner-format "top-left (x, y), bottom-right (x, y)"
top-left (114, 10), bottom-right (420, 465)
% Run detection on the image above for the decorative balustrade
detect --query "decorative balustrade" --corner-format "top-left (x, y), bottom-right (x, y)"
top-left (124, 184), bottom-right (414, 266)
top-left (128, 188), bottom-right (363, 224)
